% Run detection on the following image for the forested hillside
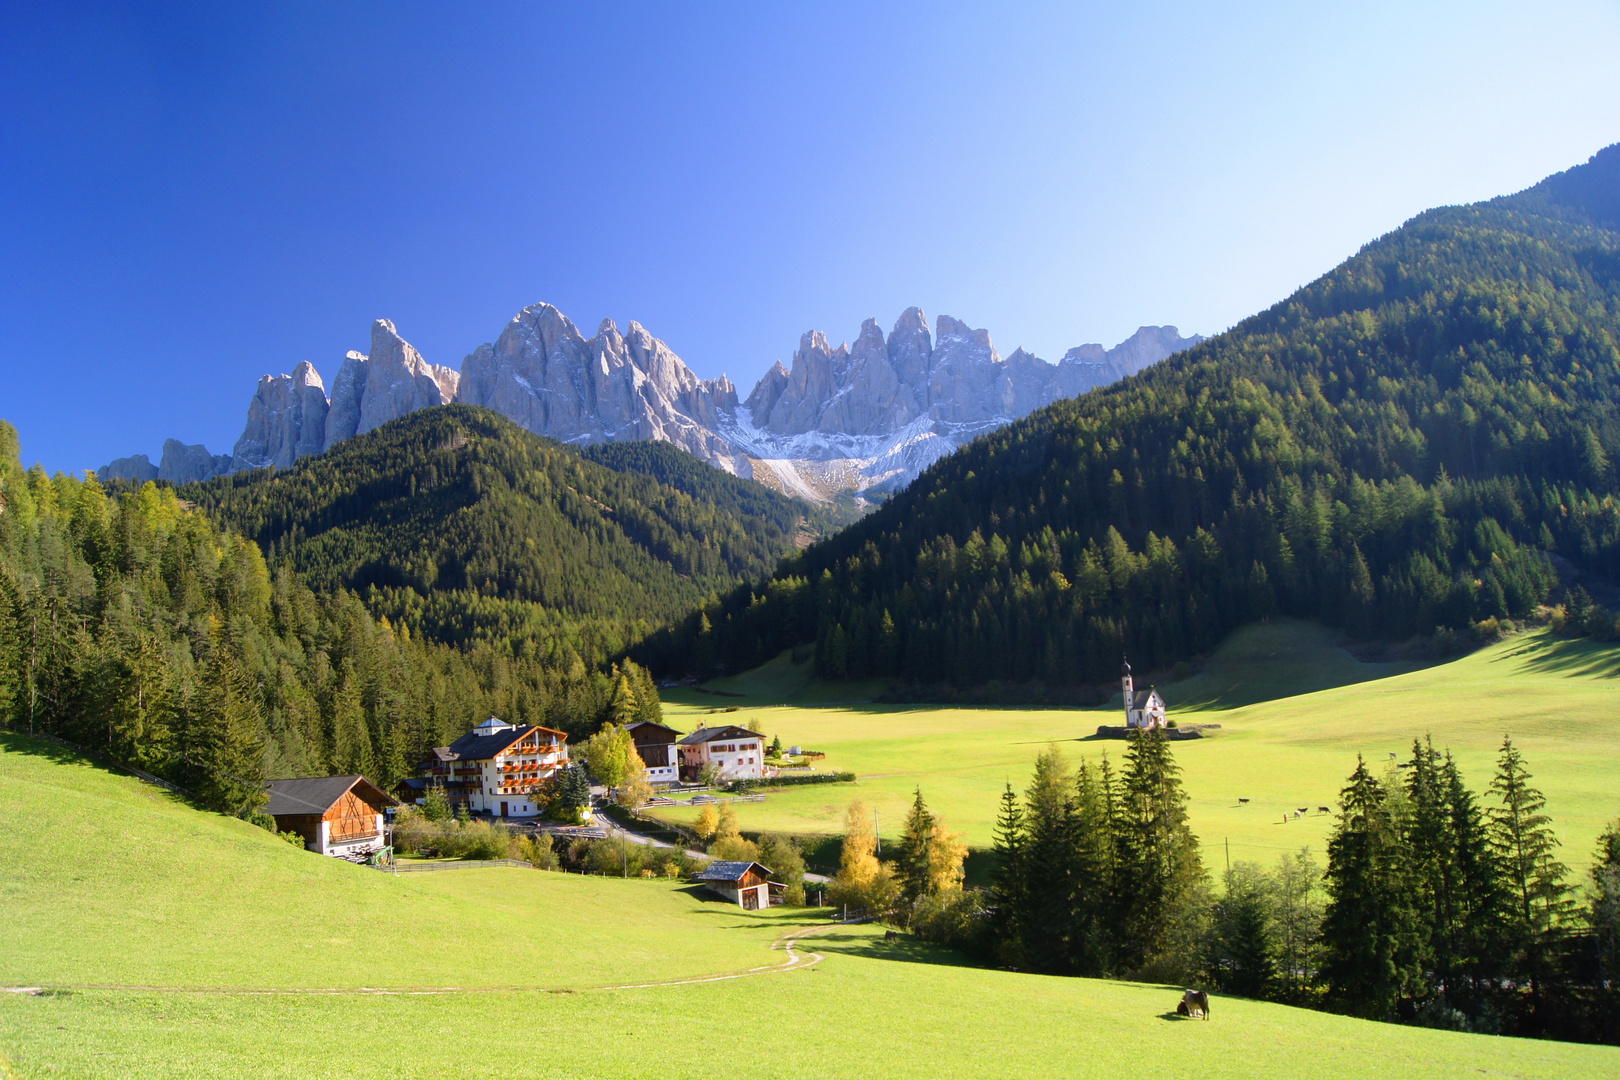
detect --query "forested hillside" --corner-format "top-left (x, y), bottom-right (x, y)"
top-left (0, 419), bottom-right (664, 811)
top-left (640, 145), bottom-right (1620, 688)
top-left (188, 405), bottom-right (824, 657)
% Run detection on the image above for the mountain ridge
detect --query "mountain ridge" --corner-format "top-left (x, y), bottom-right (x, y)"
top-left (99, 307), bottom-right (1199, 500)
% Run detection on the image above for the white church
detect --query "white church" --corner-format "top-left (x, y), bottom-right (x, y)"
top-left (1121, 658), bottom-right (1167, 729)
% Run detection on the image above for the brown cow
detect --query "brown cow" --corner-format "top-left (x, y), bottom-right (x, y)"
top-left (1179, 989), bottom-right (1211, 1019)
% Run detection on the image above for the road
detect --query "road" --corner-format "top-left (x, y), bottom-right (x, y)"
top-left (594, 798), bottom-right (831, 884)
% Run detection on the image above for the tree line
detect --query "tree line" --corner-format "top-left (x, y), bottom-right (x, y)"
top-left (957, 731), bottom-right (1619, 1044)
top-left (637, 148), bottom-right (1620, 692)
top-left (0, 420), bottom-right (661, 816)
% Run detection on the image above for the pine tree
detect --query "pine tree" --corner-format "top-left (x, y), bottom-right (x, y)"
top-left (1589, 820), bottom-right (1620, 995)
top-left (1488, 736), bottom-right (1573, 1023)
top-left (1401, 736), bottom-right (1451, 1000)
top-left (895, 788), bottom-right (939, 909)
top-left (1115, 728), bottom-right (1204, 975)
top-left (989, 783), bottom-right (1028, 968)
top-left (1320, 756), bottom-right (1421, 1020)
top-left (192, 639), bottom-right (268, 817)
top-left (1440, 751), bottom-right (1509, 1011)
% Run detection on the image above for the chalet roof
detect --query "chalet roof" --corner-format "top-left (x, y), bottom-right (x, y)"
top-left (693, 860), bottom-right (776, 883)
top-left (626, 720), bottom-right (682, 738)
top-left (442, 723), bottom-right (568, 763)
top-left (677, 725), bottom-right (764, 746)
top-left (265, 776), bottom-right (398, 817)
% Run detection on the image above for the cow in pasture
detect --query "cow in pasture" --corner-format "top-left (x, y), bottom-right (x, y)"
top-left (1178, 989), bottom-right (1211, 1019)
top-left (884, 929), bottom-right (898, 941)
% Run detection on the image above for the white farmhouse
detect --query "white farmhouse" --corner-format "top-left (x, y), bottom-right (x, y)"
top-left (677, 724), bottom-right (770, 782)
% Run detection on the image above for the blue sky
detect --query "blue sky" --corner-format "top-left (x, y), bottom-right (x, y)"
top-left (3, 1), bottom-right (1619, 472)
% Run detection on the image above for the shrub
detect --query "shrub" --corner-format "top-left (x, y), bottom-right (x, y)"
top-left (516, 833), bottom-right (559, 870)
top-left (909, 888), bottom-right (988, 950)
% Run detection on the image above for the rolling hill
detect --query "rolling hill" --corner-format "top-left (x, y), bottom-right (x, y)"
top-left (640, 145), bottom-right (1620, 689)
top-left (186, 404), bottom-right (837, 649)
top-left (2, 731), bottom-right (1615, 1079)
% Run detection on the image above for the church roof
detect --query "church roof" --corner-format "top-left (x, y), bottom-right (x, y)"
top-left (1129, 688), bottom-right (1162, 708)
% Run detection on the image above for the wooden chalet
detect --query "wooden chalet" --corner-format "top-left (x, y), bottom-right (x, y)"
top-left (693, 860), bottom-right (779, 910)
top-left (264, 775), bottom-right (397, 858)
top-left (418, 716), bottom-right (570, 818)
top-left (626, 719), bottom-right (681, 785)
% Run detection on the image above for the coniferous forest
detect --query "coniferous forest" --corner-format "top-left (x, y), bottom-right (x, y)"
top-left (985, 733), bottom-right (1620, 1044)
top-left (0, 415), bottom-right (757, 813)
top-left (187, 404), bottom-right (833, 657)
top-left (638, 146), bottom-right (1620, 689)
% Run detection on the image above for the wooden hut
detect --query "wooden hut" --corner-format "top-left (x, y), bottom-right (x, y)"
top-left (693, 860), bottom-right (778, 910)
top-left (264, 776), bottom-right (397, 859)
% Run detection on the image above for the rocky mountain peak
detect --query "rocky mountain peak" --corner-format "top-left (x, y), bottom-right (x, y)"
top-left (232, 358), bottom-right (330, 470)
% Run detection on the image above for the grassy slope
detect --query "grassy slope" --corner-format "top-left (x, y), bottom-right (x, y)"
top-left (651, 624), bottom-right (1620, 870)
top-left (0, 735), bottom-right (782, 990)
top-left (2, 736), bottom-right (1617, 1079)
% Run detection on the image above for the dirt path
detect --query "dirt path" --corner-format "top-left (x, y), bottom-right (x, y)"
top-left (1, 921), bottom-right (842, 998)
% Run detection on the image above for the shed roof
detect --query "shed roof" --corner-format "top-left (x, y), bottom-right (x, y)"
top-left (693, 860), bottom-right (776, 883)
top-left (265, 776), bottom-right (398, 817)
top-left (677, 725), bottom-right (765, 746)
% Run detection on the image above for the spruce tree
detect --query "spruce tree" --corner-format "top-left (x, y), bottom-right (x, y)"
top-left (989, 783), bottom-right (1028, 968)
top-left (1440, 751), bottom-right (1509, 1012)
top-left (1589, 820), bottom-right (1620, 996)
top-left (1115, 728), bottom-right (1204, 976)
top-left (193, 640), bottom-right (268, 817)
top-left (1401, 736), bottom-right (1451, 1001)
top-left (1488, 736), bottom-right (1573, 1023)
top-left (1320, 756), bottom-right (1421, 1020)
top-left (895, 788), bottom-right (939, 909)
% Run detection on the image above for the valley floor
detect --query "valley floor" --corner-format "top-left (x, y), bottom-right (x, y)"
top-left (4, 625), bottom-right (1619, 1078)
top-left (655, 623), bottom-right (1620, 872)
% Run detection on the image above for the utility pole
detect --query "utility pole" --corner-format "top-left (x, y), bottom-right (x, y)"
top-left (1224, 837), bottom-right (1230, 876)
top-left (874, 809), bottom-right (880, 855)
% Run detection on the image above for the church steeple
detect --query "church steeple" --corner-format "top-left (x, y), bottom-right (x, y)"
top-left (1121, 656), bottom-right (1135, 727)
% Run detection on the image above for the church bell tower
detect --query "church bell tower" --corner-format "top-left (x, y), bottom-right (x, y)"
top-left (1121, 657), bottom-right (1135, 727)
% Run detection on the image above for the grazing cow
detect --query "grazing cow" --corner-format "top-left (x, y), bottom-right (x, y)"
top-left (1180, 989), bottom-right (1211, 1019)
top-left (1237, 797), bottom-right (1250, 804)
top-left (884, 929), bottom-right (898, 941)
top-left (1318, 806), bottom-right (1331, 814)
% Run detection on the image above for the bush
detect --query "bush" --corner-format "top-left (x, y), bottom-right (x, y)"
top-left (392, 810), bottom-right (516, 860)
top-left (516, 833), bottom-right (559, 870)
top-left (908, 888), bottom-right (988, 950)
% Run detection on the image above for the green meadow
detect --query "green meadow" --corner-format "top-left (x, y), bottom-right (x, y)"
top-left (3, 733), bottom-right (1618, 1079)
top-left (655, 622), bottom-right (1620, 871)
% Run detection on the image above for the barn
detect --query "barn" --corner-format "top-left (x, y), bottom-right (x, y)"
top-left (693, 860), bottom-right (779, 910)
top-left (264, 776), bottom-right (398, 859)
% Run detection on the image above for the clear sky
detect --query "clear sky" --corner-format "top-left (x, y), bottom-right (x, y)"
top-left (4, 1), bottom-right (1619, 472)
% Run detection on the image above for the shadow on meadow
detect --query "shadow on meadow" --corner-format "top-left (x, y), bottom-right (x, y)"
top-left (807, 928), bottom-right (979, 969)
top-left (1503, 633), bottom-right (1620, 679)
